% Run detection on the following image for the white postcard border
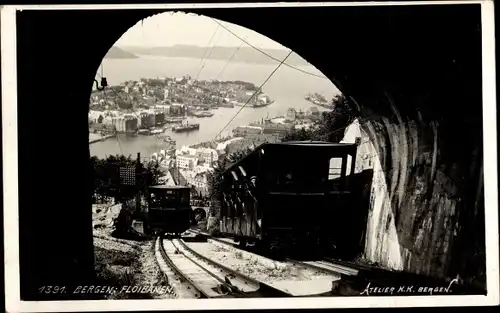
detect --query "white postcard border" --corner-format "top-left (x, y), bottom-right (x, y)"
top-left (2, 1), bottom-right (498, 312)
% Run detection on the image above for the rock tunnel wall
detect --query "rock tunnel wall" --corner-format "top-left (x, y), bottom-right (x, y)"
top-left (342, 114), bottom-right (485, 288)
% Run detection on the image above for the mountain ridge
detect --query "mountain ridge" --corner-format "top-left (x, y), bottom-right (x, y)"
top-left (119, 44), bottom-right (311, 66)
top-left (104, 46), bottom-right (138, 59)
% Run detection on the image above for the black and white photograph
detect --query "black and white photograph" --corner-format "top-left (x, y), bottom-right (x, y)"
top-left (2, 1), bottom-right (498, 311)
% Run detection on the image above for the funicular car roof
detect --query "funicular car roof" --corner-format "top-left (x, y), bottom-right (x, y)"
top-left (224, 141), bottom-right (358, 173)
top-left (149, 185), bottom-right (191, 191)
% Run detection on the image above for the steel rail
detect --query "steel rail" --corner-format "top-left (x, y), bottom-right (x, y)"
top-left (177, 239), bottom-right (292, 297)
top-left (285, 258), bottom-right (359, 277)
top-left (170, 239), bottom-right (245, 297)
top-left (154, 237), bottom-right (171, 285)
top-left (158, 234), bottom-right (208, 298)
top-left (188, 229), bottom-right (240, 249)
top-left (188, 229), bottom-right (360, 280)
top-left (189, 230), bottom-right (359, 276)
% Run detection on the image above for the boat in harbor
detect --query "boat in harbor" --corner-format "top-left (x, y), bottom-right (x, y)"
top-left (218, 102), bottom-right (234, 108)
top-left (150, 128), bottom-right (164, 135)
top-left (253, 95), bottom-right (274, 108)
top-left (191, 111), bottom-right (214, 118)
top-left (164, 117), bottom-right (185, 124)
top-left (138, 127), bottom-right (164, 135)
top-left (231, 94), bottom-right (274, 108)
top-left (172, 121), bottom-right (200, 133)
top-left (156, 134), bottom-right (177, 150)
top-left (305, 93), bottom-right (333, 109)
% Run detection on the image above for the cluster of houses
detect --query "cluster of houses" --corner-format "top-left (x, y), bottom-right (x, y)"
top-left (151, 136), bottom-right (266, 196)
top-left (153, 107), bottom-right (321, 196)
top-left (88, 104), bottom-right (186, 134)
top-left (231, 106), bottom-right (321, 138)
top-left (90, 73), bottom-right (274, 115)
top-left (286, 106), bottom-right (321, 121)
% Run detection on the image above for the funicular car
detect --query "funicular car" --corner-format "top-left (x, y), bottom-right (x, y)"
top-left (219, 141), bottom-right (359, 255)
top-left (145, 185), bottom-right (192, 236)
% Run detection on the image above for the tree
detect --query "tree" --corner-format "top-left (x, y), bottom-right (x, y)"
top-left (144, 160), bottom-right (163, 187)
top-left (207, 146), bottom-right (253, 217)
top-left (117, 99), bottom-right (133, 110)
top-left (207, 156), bottom-right (228, 217)
top-left (90, 155), bottom-right (165, 203)
top-left (282, 94), bottom-right (358, 143)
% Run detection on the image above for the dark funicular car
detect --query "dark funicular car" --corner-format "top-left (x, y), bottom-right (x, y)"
top-left (219, 141), bottom-right (359, 256)
top-left (146, 185), bottom-right (192, 236)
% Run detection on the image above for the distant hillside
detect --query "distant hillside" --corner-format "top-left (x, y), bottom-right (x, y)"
top-left (104, 46), bottom-right (138, 59)
top-left (120, 44), bottom-right (310, 66)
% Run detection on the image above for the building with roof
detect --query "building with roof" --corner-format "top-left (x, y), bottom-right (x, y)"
top-left (306, 106), bottom-right (320, 117)
top-left (176, 154), bottom-right (198, 170)
top-left (232, 125), bottom-right (263, 137)
top-left (286, 108), bottom-right (297, 121)
top-left (196, 147), bottom-right (218, 166)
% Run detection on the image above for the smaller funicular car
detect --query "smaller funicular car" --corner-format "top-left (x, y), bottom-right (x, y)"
top-left (145, 185), bottom-right (193, 236)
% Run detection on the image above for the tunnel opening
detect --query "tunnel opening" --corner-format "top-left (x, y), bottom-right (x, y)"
top-left (89, 10), bottom-right (372, 258)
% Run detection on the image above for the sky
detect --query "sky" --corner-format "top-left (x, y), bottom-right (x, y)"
top-left (115, 12), bottom-right (286, 50)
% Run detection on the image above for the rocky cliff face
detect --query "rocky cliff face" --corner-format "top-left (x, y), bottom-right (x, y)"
top-left (342, 116), bottom-right (485, 288)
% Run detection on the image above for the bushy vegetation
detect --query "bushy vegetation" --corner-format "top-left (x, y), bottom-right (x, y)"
top-left (282, 94), bottom-right (358, 142)
top-left (90, 154), bottom-right (164, 203)
top-left (207, 147), bottom-right (253, 217)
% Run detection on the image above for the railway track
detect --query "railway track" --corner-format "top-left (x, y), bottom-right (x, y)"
top-left (285, 259), bottom-right (359, 277)
top-left (187, 229), bottom-right (360, 278)
top-left (158, 234), bottom-right (292, 298)
top-left (186, 230), bottom-right (480, 296)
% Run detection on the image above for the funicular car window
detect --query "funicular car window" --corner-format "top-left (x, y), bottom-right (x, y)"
top-left (150, 189), bottom-right (179, 208)
top-left (329, 157), bottom-right (344, 180)
top-left (327, 154), bottom-right (353, 191)
top-left (265, 147), bottom-right (353, 192)
top-left (178, 189), bottom-right (189, 205)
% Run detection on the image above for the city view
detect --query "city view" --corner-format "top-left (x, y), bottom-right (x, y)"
top-left (17, 4), bottom-right (483, 305)
top-left (5, 2), bottom-right (493, 310)
top-left (89, 12), bottom-right (338, 199)
top-left (89, 11), bottom-right (362, 300)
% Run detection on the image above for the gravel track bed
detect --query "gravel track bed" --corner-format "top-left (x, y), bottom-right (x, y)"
top-left (93, 227), bottom-right (173, 299)
top-left (137, 241), bottom-right (175, 299)
top-left (185, 241), bottom-right (341, 296)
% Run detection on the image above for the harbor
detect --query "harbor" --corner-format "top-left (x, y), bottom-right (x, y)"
top-left (89, 60), bottom-right (338, 158)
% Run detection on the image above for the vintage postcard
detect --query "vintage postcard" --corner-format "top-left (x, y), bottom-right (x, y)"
top-left (2, 1), bottom-right (498, 312)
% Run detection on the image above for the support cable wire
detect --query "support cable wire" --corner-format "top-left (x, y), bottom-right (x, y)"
top-left (195, 29), bottom-right (222, 82)
top-left (193, 23), bottom-right (221, 81)
top-left (215, 37), bottom-right (247, 81)
top-left (211, 18), bottom-right (328, 80)
top-left (212, 49), bottom-right (293, 142)
top-left (95, 71), bottom-right (371, 156)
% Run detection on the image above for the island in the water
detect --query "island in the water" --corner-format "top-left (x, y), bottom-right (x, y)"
top-left (104, 46), bottom-right (138, 59)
